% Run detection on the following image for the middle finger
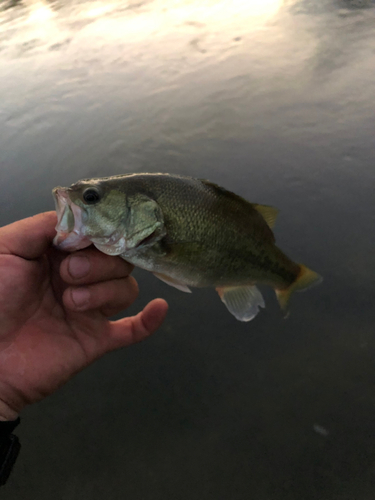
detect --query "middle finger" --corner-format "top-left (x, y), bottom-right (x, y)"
top-left (63, 275), bottom-right (139, 316)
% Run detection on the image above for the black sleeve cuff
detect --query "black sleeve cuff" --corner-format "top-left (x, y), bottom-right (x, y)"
top-left (0, 418), bottom-right (21, 487)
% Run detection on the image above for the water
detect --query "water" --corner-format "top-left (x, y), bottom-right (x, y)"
top-left (1, 0), bottom-right (375, 498)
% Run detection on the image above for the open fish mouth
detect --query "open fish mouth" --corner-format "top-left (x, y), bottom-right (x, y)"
top-left (52, 188), bottom-right (92, 251)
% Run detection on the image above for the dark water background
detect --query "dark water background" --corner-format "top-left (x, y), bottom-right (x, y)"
top-left (1, 0), bottom-right (375, 498)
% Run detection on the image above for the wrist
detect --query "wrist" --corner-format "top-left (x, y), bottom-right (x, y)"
top-left (0, 400), bottom-right (19, 422)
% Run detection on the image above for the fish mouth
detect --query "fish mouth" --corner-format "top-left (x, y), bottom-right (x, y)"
top-left (52, 187), bottom-right (92, 252)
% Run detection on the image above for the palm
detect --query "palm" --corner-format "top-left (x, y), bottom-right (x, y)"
top-left (0, 213), bottom-right (168, 419)
top-left (1, 250), bottom-right (104, 402)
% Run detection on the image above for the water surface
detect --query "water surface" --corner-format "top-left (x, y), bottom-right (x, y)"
top-left (1, 1), bottom-right (375, 499)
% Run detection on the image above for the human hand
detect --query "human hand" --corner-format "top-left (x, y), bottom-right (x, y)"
top-left (0, 212), bottom-right (168, 421)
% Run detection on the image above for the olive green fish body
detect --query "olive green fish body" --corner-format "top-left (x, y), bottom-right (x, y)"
top-left (53, 173), bottom-right (321, 322)
top-left (119, 176), bottom-right (299, 290)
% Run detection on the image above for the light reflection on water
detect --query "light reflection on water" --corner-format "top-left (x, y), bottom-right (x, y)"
top-left (1, 1), bottom-right (375, 499)
top-left (0, 0), bottom-right (283, 54)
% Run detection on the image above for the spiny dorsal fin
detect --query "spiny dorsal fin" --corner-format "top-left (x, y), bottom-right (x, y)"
top-left (199, 179), bottom-right (250, 205)
top-left (252, 204), bottom-right (279, 229)
top-left (199, 179), bottom-right (279, 230)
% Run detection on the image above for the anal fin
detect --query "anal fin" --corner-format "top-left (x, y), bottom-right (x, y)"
top-left (153, 272), bottom-right (192, 293)
top-left (216, 285), bottom-right (265, 322)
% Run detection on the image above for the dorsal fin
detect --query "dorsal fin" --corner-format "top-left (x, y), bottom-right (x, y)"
top-left (252, 204), bottom-right (279, 229)
top-left (199, 179), bottom-right (278, 233)
top-left (199, 179), bottom-right (250, 205)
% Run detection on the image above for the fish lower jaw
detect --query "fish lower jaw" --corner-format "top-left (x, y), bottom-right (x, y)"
top-left (53, 230), bottom-right (92, 252)
top-left (91, 235), bottom-right (129, 256)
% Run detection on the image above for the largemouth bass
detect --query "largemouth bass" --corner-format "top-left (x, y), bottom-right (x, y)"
top-left (52, 173), bottom-right (321, 321)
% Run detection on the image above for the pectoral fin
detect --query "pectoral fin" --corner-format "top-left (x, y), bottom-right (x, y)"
top-left (153, 272), bottom-right (192, 293)
top-left (216, 285), bottom-right (265, 322)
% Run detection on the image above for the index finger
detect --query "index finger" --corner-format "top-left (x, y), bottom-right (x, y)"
top-left (60, 248), bottom-right (134, 285)
top-left (0, 212), bottom-right (57, 260)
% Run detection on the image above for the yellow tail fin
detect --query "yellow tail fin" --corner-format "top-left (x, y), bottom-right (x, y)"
top-left (275, 264), bottom-right (322, 315)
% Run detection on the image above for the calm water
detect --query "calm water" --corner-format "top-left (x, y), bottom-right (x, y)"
top-left (1, 0), bottom-right (375, 498)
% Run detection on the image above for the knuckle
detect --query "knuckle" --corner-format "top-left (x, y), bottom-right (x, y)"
top-left (114, 257), bottom-right (134, 277)
top-left (70, 287), bottom-right (91, 310)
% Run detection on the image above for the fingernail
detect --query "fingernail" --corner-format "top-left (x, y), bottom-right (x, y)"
top-left (68, 255), bottom-right (90, 279)
top-left (71, 288), bottom-right (90, 308)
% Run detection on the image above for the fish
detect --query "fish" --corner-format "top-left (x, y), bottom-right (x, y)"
top-left (52, 173), bottom-right (322, 322)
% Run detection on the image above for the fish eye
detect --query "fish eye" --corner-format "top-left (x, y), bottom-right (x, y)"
top-left (83, 188), bottom-right (101, 204)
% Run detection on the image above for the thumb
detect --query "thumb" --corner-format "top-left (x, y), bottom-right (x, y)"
top-left (0, 212), bottom-right (57, 259)
top-left (107, 298), bottom-right (168, 350)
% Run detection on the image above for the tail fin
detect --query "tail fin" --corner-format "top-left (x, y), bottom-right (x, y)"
top-left (275, 264), bottom-right (322, 316)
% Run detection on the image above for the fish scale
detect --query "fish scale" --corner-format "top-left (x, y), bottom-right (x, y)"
top-left (53, 173), bottom-right (322, 322)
